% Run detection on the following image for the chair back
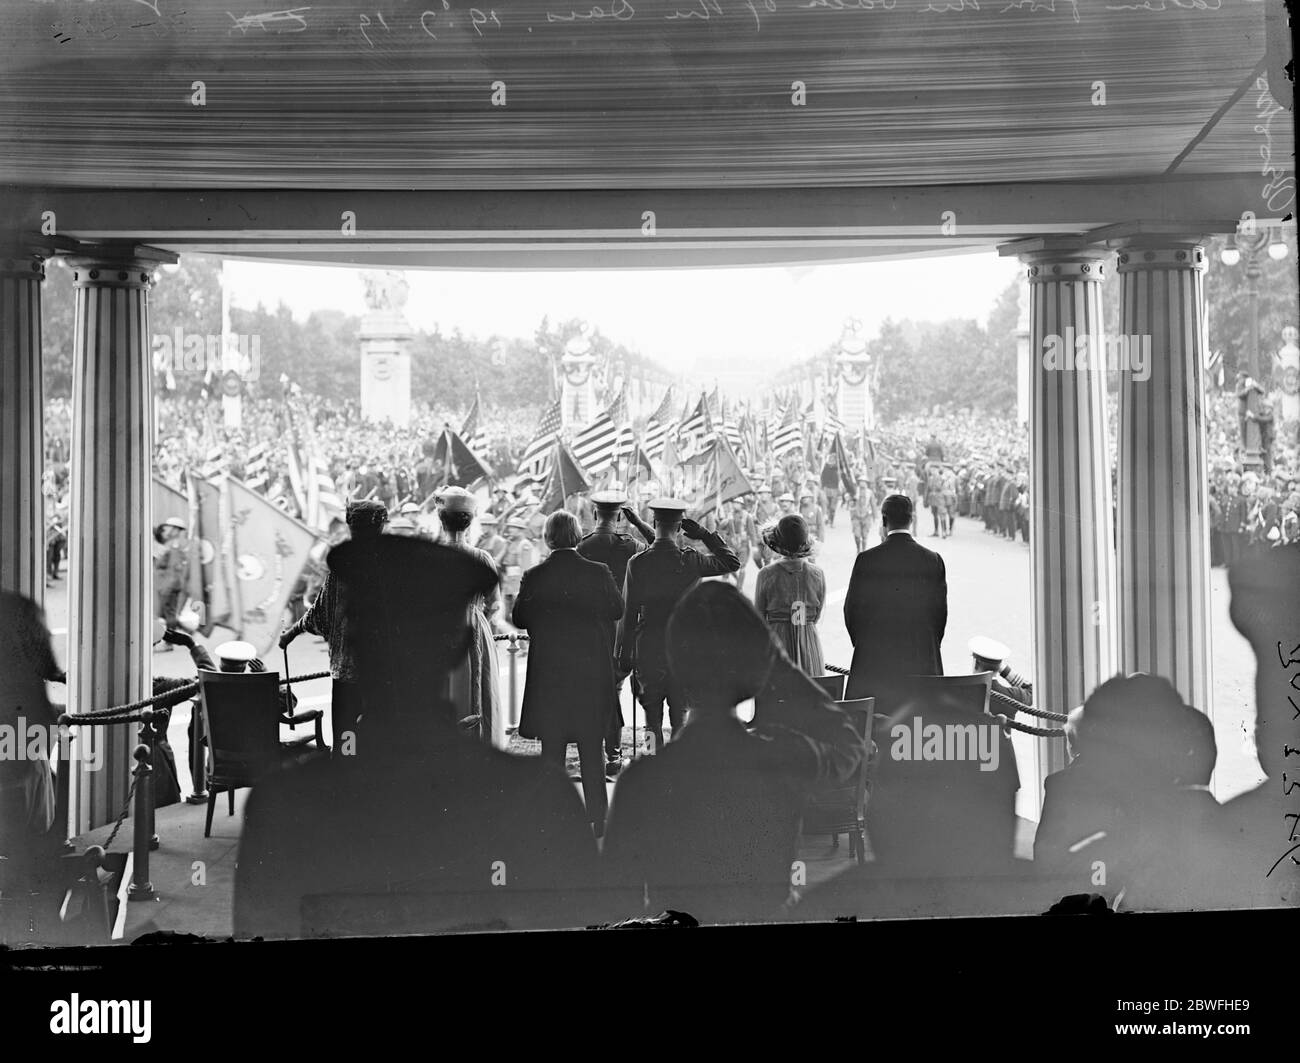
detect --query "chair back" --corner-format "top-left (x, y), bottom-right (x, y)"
top-left (802, 698), bottom-right (875, 838)
top-left (812, 673), bottom-right (846, 702)
top-left (902, 672), bottom-right (994, 717)
top-left (197, 669), bottom-right (283, 790)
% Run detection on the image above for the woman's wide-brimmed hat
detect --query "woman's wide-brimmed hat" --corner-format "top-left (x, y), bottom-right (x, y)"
top-left (761, 514), bottom-right (813, 558)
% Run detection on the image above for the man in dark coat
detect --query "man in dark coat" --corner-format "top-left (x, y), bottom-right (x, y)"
top-left (512, 509), bottom-right (625, 835)
top-left (577, 490), bottom-right (654, 773)
top-left (620, 499), bottom-right (741, 755)
top-left (843, 493), bottom-right (948, 705)
top-left (234, 532), bottom-right (605, 938)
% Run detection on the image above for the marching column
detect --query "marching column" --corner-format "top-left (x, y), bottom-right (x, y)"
top-left (65, 245), bottom-right (175, 832)
top-left (0, 249), bottom-right (46, 605)
top-left (1001, 238), bottom-right (1119, 781)
top-left (1111, 237), bottom-right (1212, 716)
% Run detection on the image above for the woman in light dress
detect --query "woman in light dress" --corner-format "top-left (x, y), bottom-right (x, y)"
top-left (752, 513), bottom-right (825, 677)
top-left (438, 488), bottom-right (506, 748)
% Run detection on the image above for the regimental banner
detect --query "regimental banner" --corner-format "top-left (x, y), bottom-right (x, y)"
top-left (692, 436), bottom-right (755, 521)
top-left (192, 475), bottom-right (239, 637)
top-left (225, 477), bottom-right (319, 656)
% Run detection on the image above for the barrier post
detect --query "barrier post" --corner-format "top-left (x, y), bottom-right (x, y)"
top-left (127, 744), bottom-right (155, 902)
top-left (506, 635), bottom-right (521, 729)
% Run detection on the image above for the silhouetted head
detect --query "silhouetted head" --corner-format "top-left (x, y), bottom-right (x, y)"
top-left (330, 535), bottom-right (497, 723)
top-left (544, 510), bottom-right (582, 550)
top-left (880, 493), bottom-right (913, 531)
top-left (346, 499), bottom-right (388, 539)
top-left (1073, 674), bottom-right (1209, 787)
top-left (667, 582), bottom-right (778, 711)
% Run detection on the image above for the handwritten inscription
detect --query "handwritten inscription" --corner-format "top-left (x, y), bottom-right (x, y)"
top-left (28, 0), bottom-right (1254, 48)
top-left (1254, 77), bottom-right (1296, 213)
top-left (1105, 0), bottom-right (1221, 9)
top-left (546, 0), bottom-right (636, 21)
top-left (228, 8), bottom-right (312, 33)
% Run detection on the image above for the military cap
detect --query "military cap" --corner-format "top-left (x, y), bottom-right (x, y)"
top-left (648, 498), bottom-right (688, 517)
top-left (777, 492), bottom-right (796, 503)
top-left (214, 640), bottom-right (257, 664)
top-left (506, 517), bottom-right (530, 531)
top-left (758, 485), bottom-right (772, 494)
top-left (969, 636), bottom-right (1011, 667)
top-left (479, 513), bottom-right (500, 526)
top-left (399, 502), bottom-right (421, 516)
top-left (799, 488), bottom-right (814, 499)
top-left (387, 517), bottom-right (417, 533)
top-left (591, 489), bottom-right (628, 510)
top-left (162, 516), bottom-right (188, 530)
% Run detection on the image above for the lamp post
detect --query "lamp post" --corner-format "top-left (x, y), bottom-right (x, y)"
top-left (1219, 227), bottom-right (1290, 381)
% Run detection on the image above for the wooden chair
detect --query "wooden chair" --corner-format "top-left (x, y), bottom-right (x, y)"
top-left (903, 672), bottom-right (995, 717)
top-left (801, 698), bottom-right (875, 864)
top-left (197, 669), bottom-right (328, 838)
top-left (812, 673), bottom-right (846, 702)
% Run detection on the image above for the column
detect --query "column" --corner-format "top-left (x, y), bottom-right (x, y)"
top-left (1111, 237), bottom-right (1212, 716)
top-left (64, 245), bottom-right (175, 832)
top-left (1003, 238), bottom-right (1119, 780)
top-left (0, 249), bottom-right (46, 606)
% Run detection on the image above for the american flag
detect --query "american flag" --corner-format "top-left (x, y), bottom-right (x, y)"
top-left (722, 419), bottom-right (744, 456)
top-left (571, 392), bottom-right (625, 476)
top-left (518, 399), bottom-right (563, 477)
top-left (244, 442), bottom-right (270, 492)
top-left (680, 393), bottom-right (712, 448)
top-left (643, 387), bottom-right (676, 459)
top-left (771, 404), bottom-right (804, 458)
top-left (462, 394), bottom-right (489, 459)
top-left (615, 424), bottom-right (635, 459)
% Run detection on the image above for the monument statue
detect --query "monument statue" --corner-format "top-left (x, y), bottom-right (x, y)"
top-left (361, 270), bottom-right (410, 313)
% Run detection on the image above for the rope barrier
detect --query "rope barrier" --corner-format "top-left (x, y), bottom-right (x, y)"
top-left (993, 715), bottom-right (1067, 738)
top-left (492, 633), bottom-right (530, 642)
top-left (59, 669), bottom-right (332, 724)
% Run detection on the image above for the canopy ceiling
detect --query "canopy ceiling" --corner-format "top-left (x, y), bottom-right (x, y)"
top-left (0, 0), bottom-right (1291, 267)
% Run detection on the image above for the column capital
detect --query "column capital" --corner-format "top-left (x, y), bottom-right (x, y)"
top-left (997, 235), bottom-right (1112, 282)
top-left (0, 253), bottom-right (47, 281)
top-left (63, 242), bottom-right (179, 289)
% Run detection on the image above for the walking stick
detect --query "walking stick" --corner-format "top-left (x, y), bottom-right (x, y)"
top-left (282, 645), bottom-right (295, 730)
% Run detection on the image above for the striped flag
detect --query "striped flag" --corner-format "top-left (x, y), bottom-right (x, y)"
top-left (244, 442), bottom-right (270, 492)
top-left (679, 393), bottom-right (713, 453)
top-left (199, 445), bottom-right (226, 481)
top-left (571, 396), bottom-right (623, 476)
top-left (771, 404), bottom-right (804, 459)
top-left (518, 399), bottom-right (563, 477)
top-left (692, 435), bottom-right (754, 521)
top-left (462, 394), bottom-right (489, 458)
top-left (722, 419), bottom-right (744, 456)
top-left (643, 387), bottom-right (676, 459)
top-left (431, 426), bottom-right (492, 488)
top-left (615, 424), bottom-right (635, 459)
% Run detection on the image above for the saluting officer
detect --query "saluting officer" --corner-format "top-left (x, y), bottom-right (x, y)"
top-left (620, 499), bottom-right (741, 755)
top-left (578, 489), bottom-right (656, 775)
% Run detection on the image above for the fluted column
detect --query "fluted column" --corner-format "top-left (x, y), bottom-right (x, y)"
top-left (65, 246), bottom-right (175, 832)
top-left (0, 249), bottom-right (46, 606)
top-left (1111, 238), bottom-right (1212, 716)
top-left (1004, 238), bottom-right (1119, 782)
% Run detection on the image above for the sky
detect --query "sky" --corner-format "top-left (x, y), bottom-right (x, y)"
top-left (223, 251), bottom-right (1023, 380)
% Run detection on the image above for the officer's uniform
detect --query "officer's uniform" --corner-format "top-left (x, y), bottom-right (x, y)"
top-left (578, 490), bottom-right (653, 764)
top-left (621, 499), bottom-right (741, 754)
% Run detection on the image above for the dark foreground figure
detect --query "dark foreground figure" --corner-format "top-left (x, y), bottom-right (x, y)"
top-left (233, 534), bottom-right (606, 937)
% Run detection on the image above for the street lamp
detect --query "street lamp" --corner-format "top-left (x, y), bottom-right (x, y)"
top-left (1220, 227), bottom-right (1290, 380)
